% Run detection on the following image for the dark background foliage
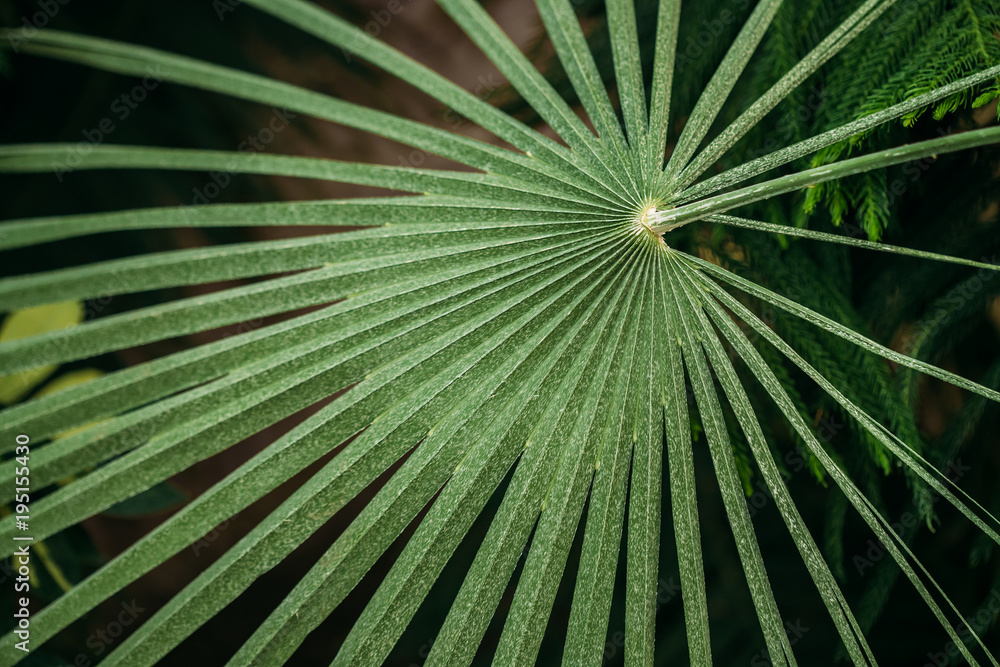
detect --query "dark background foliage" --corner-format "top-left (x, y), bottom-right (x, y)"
top-left (1, 0), bottom-right (998, 664)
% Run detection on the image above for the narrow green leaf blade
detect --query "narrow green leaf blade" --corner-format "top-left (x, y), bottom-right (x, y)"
top-left (677, 64), bottom-right (1000, 204)
top-left (651, 126), bottom-right (1000, 232)
top-left (707, 214), bottom-right (1000, 273)
top-left (675, 0), bottom-right (900, 190)
top-left (660, 0), bottom-right (784, 186)
top-left (643, 0), bottom-right (681, 178)
top-left (663, 256), bottom-right (794, 667)
top-left (656, 248), bottom-right (712, 667)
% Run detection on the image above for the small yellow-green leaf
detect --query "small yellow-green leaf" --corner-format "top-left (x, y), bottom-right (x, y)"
top-left (0, 301), bottom-right (84, 405)
top-left (35, 368), bottom-right (105, 399)
top-left (37, 368), bottom-right (107, 440)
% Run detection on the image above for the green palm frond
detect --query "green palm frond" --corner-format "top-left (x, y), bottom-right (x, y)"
top-left (1, 0), bottom-right (999, 664)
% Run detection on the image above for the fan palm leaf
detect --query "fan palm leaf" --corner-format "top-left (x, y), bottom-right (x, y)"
top-left (1, 0), bottom-right (999, 664)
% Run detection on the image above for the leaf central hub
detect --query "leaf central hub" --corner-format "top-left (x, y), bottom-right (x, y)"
top-left (632, 201), bottom-right (667, 248)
